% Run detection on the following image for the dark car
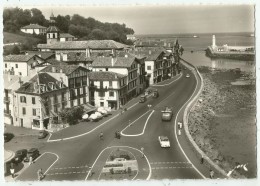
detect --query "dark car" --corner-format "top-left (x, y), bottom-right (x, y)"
top-left (24, 148), bottom-right (40, 162)
top-left (4, 133), bottom-right (14, 143)
top-left (13, 149), bottom-right (27, 163)
top-left (38, 130), bottom-right (49, 139)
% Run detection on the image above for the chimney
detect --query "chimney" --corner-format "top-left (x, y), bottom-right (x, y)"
top-left (86, 48), bottom-right (90, 58)
top-left (149, 50), bottom-right (152, 55)
top-left (111, 57), bottom-right (114, 67)
top-left (60, 69), bottom-right (63, 73)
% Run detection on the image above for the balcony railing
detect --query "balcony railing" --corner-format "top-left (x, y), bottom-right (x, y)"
top-left (4, 110), bottom-right (11, 115)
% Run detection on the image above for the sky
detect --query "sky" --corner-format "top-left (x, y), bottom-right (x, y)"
top-left (19, 4), bottom-right (254, 35)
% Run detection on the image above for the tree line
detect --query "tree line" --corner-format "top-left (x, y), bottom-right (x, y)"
top-left (3, 7), bottom-right (135, 44)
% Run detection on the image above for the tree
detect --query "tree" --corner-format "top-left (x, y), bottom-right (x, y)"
top-left (88, 29), bottom-right (107, 40)
top-left (11, 45), bottom-right (20, 54)
top-left (59, 106), bottom-right (84, 125)
top-left (31, 8), bottom-right (46, 25)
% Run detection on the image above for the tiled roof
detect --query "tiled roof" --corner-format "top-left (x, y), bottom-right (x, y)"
top-left (37, 40), bottom-right (129, 50)
top-left (92, 56), bottom-right (136, 68)
top-left (26, 51), bottom-right (55, 60)
top-left (89, 71), bottom-right (126, 81)
top-left (60, 33), bottom-right (75, 38)
top-left (46, 26), bottom-right (60, 32)
top-left (66, 51), bottom-right (112, 62)
top-left (133, 48), bottom-right (165, 61)
top-left (16, 73), bottom-right (66, 94)
top-left (4, 54), bottom-right (37, 62)
top-left (21, 24), bottom-right (46, 29)
top-left (40, 65), bottom-right (85, 75)
top-left (45, 58), bottom-right (65, 65)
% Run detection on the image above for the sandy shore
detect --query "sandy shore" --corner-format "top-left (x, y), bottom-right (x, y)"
top-left (188, 67), bottom-right (256, 178)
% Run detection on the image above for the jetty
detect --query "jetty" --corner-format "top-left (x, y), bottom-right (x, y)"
top-left (206, 35), bottom-right (255, 61)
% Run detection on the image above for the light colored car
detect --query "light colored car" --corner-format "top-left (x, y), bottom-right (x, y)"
top-left (158, 136), bottom-right (170, 148)
top-left (186, 74), bottom-right (190, 78)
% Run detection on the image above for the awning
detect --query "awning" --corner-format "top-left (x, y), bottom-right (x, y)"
top-left (83, 103), bottom-right (96, 113)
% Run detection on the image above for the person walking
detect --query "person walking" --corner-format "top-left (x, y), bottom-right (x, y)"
top-left (37, 168), bottom-right (44, 181)
top-left (10, 162), bottom-right (15, 178)
top-left (99, 132), bottom-right (104, 140)
top-left (29, 156), bottom-right (33, 165)
top-left (209, 169), bottom-right (214, 179)
top-left (141, 147), bottom-right (144, 158)
top-left (201, 156), bottom-right (204, 164)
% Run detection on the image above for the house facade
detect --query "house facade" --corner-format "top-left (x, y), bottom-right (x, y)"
top-left (60, 33), bottom-right (75, 42)
top-left (88, 71), bottom-right (127, 109)
top-left (20, 24), bottom-right (46, 35)
top-left (3, 54), bottom-right (45, 77)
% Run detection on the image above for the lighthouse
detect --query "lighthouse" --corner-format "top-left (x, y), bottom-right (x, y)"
top-left (212, 35), bottom-right (217, 49)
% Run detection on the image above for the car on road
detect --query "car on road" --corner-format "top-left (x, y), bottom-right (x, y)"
top-left (152, 89), bottom-right (159, 98)
top-left (139, 95), bottom-right (147, 103)
top-left (186, 74), bottom-right (190, 78)
top-left (158, 136), bottom-right (171, 148)
top-left (38, 130), bottom-right (49, 139)
top-left (24, 148), bottom-right (40, 162)
top-left (161, 107), bottom-right (173, 121)
top-left (13, 149), bottom-right (28, 163)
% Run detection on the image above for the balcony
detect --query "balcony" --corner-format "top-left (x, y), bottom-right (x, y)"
top-left (4, 109), bottom-right (11, 116)
top-left (4, 97), bottom-right (10, 103)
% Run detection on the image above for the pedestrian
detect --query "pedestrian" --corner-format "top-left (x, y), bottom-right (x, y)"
top-left (99, 132), bottom-right (104, 140)
top-left (115, 131), bottom-right (118, 138)
top-left (117, 131), bottom-right (121, 139)
top-left (37, 168), bottom-right (44, 181)
top-left (209, 169), bottom-right (214, 179)
top-left (201, 156), bottom-right (204, 164)
top-left (29, 156), bottom-right (33, 165)
top-left (141, 147), bottom-right (144, 158)
top-left (10, 162), bottom-right (15, 178)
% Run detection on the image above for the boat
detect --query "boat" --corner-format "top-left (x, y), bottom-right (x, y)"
top-left (193, 35), bottom-right (199, 38)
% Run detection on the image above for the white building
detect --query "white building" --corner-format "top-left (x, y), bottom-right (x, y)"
top-left (60, 33), bottom-right (75, 42)
top-left (20, 24), bottom-right (46, 35)
top-left (3, 54), bottom-right (45, 77)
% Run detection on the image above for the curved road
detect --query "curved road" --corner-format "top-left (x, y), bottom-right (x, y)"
top-left (17, 67), bottom-right (208, 181)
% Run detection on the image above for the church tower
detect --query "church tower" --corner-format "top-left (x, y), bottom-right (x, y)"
top-left (46, 12), bottom-right (60, 44)
top-left (212, 35), bottom-right (217, 50)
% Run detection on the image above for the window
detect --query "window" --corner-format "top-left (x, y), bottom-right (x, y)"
top-left (109, 81), bottom-right (112, 87)
top-left (16, 64), bottom-right (18, 68)
top-left (100, 102), bottom-right (104, 107)
top-left (54, 106), bottom-right (58, 113)
top-left (98, 91), bottom-right (105, 97)
top-left (22, 107), bottom-right (26, 115)
top-left (32, 109), bottom-right (36, 116)
top-left (147, 66), bottom-right (151, 70)
top-left (32, 97), bottom-right (35, 104)
top-left (19, 72), bottom-right (22, 76)
top-left (20, 96), bottom-right (26, 103)
top-left (106, 68), bottom-right (108, 71)
top-left (109, 91), bottom-right (114, 97)
top-left (5, 64), bottom-right (7, 68)
top-left (53, 33), bottom-right (55, 38)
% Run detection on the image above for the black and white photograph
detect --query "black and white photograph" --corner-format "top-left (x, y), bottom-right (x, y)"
top-left (2, 0), bottom-right (258, 184)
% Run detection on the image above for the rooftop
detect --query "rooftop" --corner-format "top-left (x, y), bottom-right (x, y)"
top-left (37, 40), bottom-right (129, 50)
top-left (26, 51), bottom-right (55, 60)
top-left (40, 65), bottom-right (86, 75)
top-left (21, 24), bottom-right (46, 29)
top-left (46, 26), bottom-right (60, 33)
top-left (92, 56), bottom-right (136, 68)
top-left (4, 54), bottom-right (38, 62)
top-left (16, 73), bottom-right (66, 94)
top-left (89, 71), bottom-right (127, 81)
top-left (60, 33), bottom-right (75, 38)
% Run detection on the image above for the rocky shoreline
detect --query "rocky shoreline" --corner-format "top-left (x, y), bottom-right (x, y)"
top-left (188, 67), bottom-right (256, 178)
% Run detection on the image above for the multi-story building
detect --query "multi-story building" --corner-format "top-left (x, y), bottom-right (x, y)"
top-left (3, 54), bottom-right (45, 77)
top-left (91, 54), bottom-right (140, 101)
top-left (14, 72), bottom-right (68, 130)
top-left (40, 65), bottom-right (90, 108)
top-left (88, 71), bottom-right (127, 109)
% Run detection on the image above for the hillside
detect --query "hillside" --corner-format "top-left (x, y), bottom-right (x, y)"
top-left (3, 32), bottom-right (41, 45)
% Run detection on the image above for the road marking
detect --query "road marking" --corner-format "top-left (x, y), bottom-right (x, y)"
top-left (85, 146), bottom-right (152, 181)
top-left (173, 62), bottom-right (206, 179)
top-left (121, 110), bottom-right (155, 136)
top-left (47, 171), bottom-right (88, 176)
top-left (51, 166), bottom-right (89, 170)
top-left (152, 73), bottom-right (183, 87)
top-left (151, 167), bottom-right (193, 170)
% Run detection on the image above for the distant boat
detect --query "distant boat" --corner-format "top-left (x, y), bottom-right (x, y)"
top-left (193, 35), bottom-right (199, 38)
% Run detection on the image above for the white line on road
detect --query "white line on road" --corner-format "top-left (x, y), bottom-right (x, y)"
top-left (121, 110), bottom-right (155, 136)
top-left (151, 167), bottom-right (193, 170)
top-left (173, 63), bottom-right (206, 179)
top-left (150, 162), bottom-right (191, 165)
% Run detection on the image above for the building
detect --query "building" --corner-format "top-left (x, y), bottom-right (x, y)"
top-left (60, 33), bottom-right (76, 42)
top-left (25, 51), bottom-right (55, 61)
top-left (127, 35), bottom-right (136, 41)
top-left (20, 24), bottom-right (47, 35)
top-left (3, 54), bottom-right (45, 77)
top-left (3, 74), bottom-right (31, 126)
top-left (40, 65), bottom-right (90, 108)
top-left (88, 71), bottom-right (127, 109)
top-left (14, 72), bottom-right (68, 130)
top-left (91, 54), bottom-right (140, 102)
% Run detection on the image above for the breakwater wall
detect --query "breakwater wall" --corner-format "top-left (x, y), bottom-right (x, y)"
top-left (206, 47), bottom-right (255, 61)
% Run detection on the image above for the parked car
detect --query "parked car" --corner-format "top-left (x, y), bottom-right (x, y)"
top-left (24, 148), bottom-right (40, 162)
top-left (158, 136), bottom-right (171, 148)
top-left (186, 74), bottom-right (190, 78)
top-left (152, 89), bottom-right (159, 98)
top-left (4, 132), bottom-right (14, 143)
top-left (38, 130), bottom-right (48, 139)
top-left (13, 149), bottom-right (28, 163)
